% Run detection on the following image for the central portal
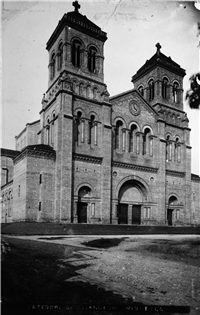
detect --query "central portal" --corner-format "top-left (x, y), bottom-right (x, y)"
top-left (118, 179), bottom-right (147, 225)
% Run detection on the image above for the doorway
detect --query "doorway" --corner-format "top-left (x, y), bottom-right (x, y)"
top-left (118, 204), bottom-right (128, 224)
top-left (77, 202), bottom-right (87, 223)
top-left (167, 209), bottom-right (173, 226)
top-left (132, 205), bottom-right (141, 225)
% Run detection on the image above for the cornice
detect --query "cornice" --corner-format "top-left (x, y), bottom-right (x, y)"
top-left (46, 13), bottom-right (107, 50)
top-left (14, 145), bottom-right (56, 164)
top-left (191, 174), bottom-right (200, 182)
top-left (153, 103), bottom-right (185, 114)
top-left (166, 170), bottom-right (185, 178)
top-left (73, 153), bottom-right (102, 164)
top-left (1, 148), bottom-right (20, 159)
top-left (1, 180), bottom-right (13, 190)
top-left (132, 53), bottom-right (186, 82)
top-left (165, 122), bottom-right (186, 130)
top-left (64, 114), bottom-right (73, 120)
top-left (60, 69), bottom-right (107, 87)
top-left (112, 161), bottom-right (158, 173)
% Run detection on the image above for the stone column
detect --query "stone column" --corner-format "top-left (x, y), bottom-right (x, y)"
top-left (128, 205), bottom-right (132, 225)
top-left (111, 203), bottom-right (118, 225)
top-left (73, 201), bottom-right (78, 223)
top-left (126, 129), bottom-right (130, 152)
top-left (140, 132), bottom-right (144, 155)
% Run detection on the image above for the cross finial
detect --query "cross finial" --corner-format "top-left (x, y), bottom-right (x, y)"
top-left (156, 42), bottom-right (161, 54)
top-left (72, 1), bottom-right (80, 12)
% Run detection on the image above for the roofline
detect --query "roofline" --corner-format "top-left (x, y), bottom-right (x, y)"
top-left (110, 89), bottom-right (159, 117)
top-left (110, 89), bottom-right (135, 101)
top-left (15, 119), bottom-right (40, 139)
top-left (132, 63), bottom-right (186, 82)
top-left (1, 148), bottom-right (20, 158)
top-left (46, 13), bottom-right (107, 51)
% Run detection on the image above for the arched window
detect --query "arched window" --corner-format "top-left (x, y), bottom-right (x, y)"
top-left (115, 120), bottom-right (123, 150)
top-left (173, 82), bottom-right (179, 103)
top-left (88, 46), bottom-right (97, 73)
top-left (162, 77), bottom-right (168, 99)
top-left (89, 115), bottom-right (95, 145)
top-left (143, 128), bottom-right (151, 155)
top-left (93, 87), bottom-right (98, 99)
top-left (51, 112), bottom-right (56, 146)
top-left (46, 117), bottom-right (50, 145)
top-left (148, 79), bottom-right (154, 101)
top-left (51, 53), bottom-right (56, 79)
top-left (129, 125), bottom-right (137, 153)
top-left (75, 112), bottom-right (82, 143)
top-left (72, 40), bottom-right (82, 67)
top-left (166, 135), bottom-right (172, 161)
top-left (86, 85), bottom-right (91, 98)
top-left (138, 86), bottom-right (144, 96)
top-left (174, 137), bottom-right (181, 162)
top-left (79, 83), bottom-right (84, 95)
top-left (75, 111), bottom-right (84, 144)
top-left (58, 43), bottom-right (63, 70)
top-left (88, 115), bottom-right (98, 146)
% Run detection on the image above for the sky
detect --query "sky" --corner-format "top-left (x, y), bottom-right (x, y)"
top-left (1, 0), bottom-right (200, 175)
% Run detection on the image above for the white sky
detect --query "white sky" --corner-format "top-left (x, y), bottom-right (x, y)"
top-left (1, 0), bottom-right (200, 175)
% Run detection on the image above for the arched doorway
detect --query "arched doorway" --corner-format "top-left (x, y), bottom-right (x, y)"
top-left (77, 186), bottom-right (91, 223)
top-left (118, 180), bottom-right (147, 225)
top-left (167, 195), bottom-right (178, 226)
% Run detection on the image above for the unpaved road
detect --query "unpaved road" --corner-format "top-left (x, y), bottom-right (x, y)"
top-left (4, 234), bottom-right (200, 315)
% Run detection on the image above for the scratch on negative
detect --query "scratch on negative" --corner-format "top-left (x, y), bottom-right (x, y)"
top-left (103, 0), bottom-right (123, 28)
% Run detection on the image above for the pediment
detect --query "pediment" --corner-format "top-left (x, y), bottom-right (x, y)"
top-left (111, 89), bottom-right (159, 120)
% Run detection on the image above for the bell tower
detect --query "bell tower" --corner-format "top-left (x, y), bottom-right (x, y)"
top-left (131, 43), bottom-right (186, 111)
top-left (46, 0), bottom-right (107, 88)
top-left (39, 1), bottom-right (112, 223)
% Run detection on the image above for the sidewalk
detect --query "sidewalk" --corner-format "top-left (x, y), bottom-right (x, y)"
top-left (2, 222), bottom-right (200, 236)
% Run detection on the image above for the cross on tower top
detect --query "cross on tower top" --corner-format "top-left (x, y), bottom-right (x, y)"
top-left (156, 42), bottom-right (161, 54)
top-left (72, 1), bottom-right (80, 12)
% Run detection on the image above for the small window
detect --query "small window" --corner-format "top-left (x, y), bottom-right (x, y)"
top-left (115, 120), bottom-right (123, 150)
top-left (144, 207), bottom-right (151, 218)
top-left (129, 125), bottom-right (137, 153)
top-left (39, 202), bottom-right (42, 211)
top-left (51, 53), bottom-right (56, 79)
top-left (58, 43), bottom-right (63, 70)
top-left (148, 79), bottom-right (154, 101)
top-left (176, 209), bottom-right (180, 221)
top-left (46, 118), bottom-right (50, 145)
top-left (72, 40), bottom-right (82, 67)
top-left (166, 135), bottom-right (172, 161)
top-left (173, 82), bottom-right (179, 103)
top-left (39, 174), bottom-right (42, 184)
top-left (75, 111), bottom-right (85, 144)
top-left (18, 185), bottom-right (20, 197)
top-left (88, 47), bottom-right (97, 73)
top-left (162, 78), bottom-right (168, 99)
top-left (143, 128), bottom-right (151, 155)
top-left (138, 86), bottom-right (144, 96)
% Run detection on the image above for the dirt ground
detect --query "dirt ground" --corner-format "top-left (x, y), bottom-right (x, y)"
top-left (1, 235), bottom-right (200, 315)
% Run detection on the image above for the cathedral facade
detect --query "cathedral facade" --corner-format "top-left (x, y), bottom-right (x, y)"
top-left (1, 2), bottom-right (200, 226)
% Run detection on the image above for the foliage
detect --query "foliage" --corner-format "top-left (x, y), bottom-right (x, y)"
top-left (186, 72), bottom-right (200, 109)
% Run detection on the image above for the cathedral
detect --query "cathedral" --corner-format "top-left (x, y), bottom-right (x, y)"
top-left (1, 1), bottom-right (200, 226)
